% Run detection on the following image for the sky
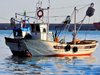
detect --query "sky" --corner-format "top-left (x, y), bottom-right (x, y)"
top-left (0, 0), bottom-right (100, 24)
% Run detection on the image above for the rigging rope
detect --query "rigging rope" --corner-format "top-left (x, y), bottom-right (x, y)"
top-left (50, 4), bottom-right (90, 10)
top-left (64, 10), bottom-right (75, 40)
top-left (76, 15), bottom-right (86, 34)
top-left (17, 11), bottom-right (36, 14)
top-left (16, 13), bottom-right (43, 21)
top-left (58, 10), bottom-right (75, 41)
top-left (77, 4), bottom-right (90, 10)
top-left (0, 17), bottom-right (9, 20)
top-left (55, 4), bottom-right (90, 41)
top-left (8, 31), bottom-right (13, 37)
top-left (56, 4), bottom-right (89, 43)
top-left (85, 17), bottom-right (90, 40)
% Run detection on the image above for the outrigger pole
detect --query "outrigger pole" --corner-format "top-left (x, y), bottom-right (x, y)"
top-left (74, 7), bottom-right (76, 45)
top-left (73, 3), bottom-right (94, 45)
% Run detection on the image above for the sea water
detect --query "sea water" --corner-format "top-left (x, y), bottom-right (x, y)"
top-left (0, 30), bottom-right (100, 75)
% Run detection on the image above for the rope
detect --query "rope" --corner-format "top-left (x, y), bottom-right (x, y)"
top-left (0, 17), bottom-right (9, 20)
top-left (50, 4), bottom-right (90, 10)
top-left (58, 24), bottom-right (68, 39)
top-left (64, 10), bottom-right (75, 40)
top-left (8, 31), bottom-right (13, 37)
top-left (16, 11), bottom-right (36, 14)
top-left (57, 25), bottom-right (64, 37)
top-left (77, 4), bottom-right (90, 10)
top-left (44, 15), bottom-right (68, 18)
top-left (76, 15), bottom-right (86, 34)
top-left (57, 10), bottom-right (75, 42)
top-left (85, 17), bottom-right (90, 40)
top-left (58, 10), bottom-right (75, 41)
top-left (54, 18), bottom-right (67, 38)
top-left (53, 4), bottom-right (91, 45)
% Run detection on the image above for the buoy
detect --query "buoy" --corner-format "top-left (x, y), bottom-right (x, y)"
top-left (73, 46), bottom-right (78, 53)
top-left (26, 53), bottom-right (32, 57)
top-left (65, 44), bottom-right (71, 52)
top-left (37, 10), bottom-right (44, 18)
top-left (55, 37), bottom-right (59, 42)
top-left (25, 50), bottom-right (32, 57)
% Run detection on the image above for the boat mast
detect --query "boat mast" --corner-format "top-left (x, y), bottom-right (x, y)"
top-left (36, 0), bottom-right (40, 23)
top-left (15, 13), bottom-right (17, 25)
top-left (47, 0), bottom-right (50, 41)
top-left (74, 7), bottom-right (76, 45)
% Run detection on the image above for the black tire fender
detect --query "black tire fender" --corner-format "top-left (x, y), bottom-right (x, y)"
top-left (73, 46), bottom-right (78, 53)
top-left (65, 44), bottom-right (71, 52)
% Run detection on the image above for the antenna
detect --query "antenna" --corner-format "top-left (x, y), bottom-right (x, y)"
top-left (48, 0), bottom-right (50, 7)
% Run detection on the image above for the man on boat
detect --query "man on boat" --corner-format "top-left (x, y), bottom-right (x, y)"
top-left (72, 30), bottom-right (80, 44)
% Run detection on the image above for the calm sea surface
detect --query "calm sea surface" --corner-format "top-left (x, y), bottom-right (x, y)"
top-left (0, 30), bottom-right (100, 75)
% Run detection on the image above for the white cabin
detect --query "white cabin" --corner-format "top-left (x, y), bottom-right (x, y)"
top-left (30, 24), bottom-right (54, 41)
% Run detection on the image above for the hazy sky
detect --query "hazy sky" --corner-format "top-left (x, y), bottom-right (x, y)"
top-left (0, 0), bottom-right (100, 24)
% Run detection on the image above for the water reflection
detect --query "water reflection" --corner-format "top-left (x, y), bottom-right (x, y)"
top-left (4, 56), bottom-right (45, 74)
top-left (54, 55), bottom-right (96, 64)
top-left (3, 55), bottom-right (100, 75)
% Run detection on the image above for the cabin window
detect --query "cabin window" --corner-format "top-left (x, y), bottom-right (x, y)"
top-left (36, 25), bottom-right (40, 32)
top-left (31, 25), bottom-right (36, 32)
top-left (13, 29), bottom-right (22, 37)
top-left (31, 24), bottom-right (40, 32)
top-left (43, 28), bottom-right (46, 32)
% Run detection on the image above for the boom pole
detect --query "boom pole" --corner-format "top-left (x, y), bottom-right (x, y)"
top-left (74, 7), bottom-right (76, 45)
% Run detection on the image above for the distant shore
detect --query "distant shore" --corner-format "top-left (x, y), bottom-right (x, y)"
top-left (0, 23), bottom-right (97, 31)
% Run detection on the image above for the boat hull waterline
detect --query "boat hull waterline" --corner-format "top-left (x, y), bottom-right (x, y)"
top-left (5, 37), bottom-right (99, 57)
top-left (5, 37), bottom-right (29, 56)
top-left (20, 39), bottom-right (98, 56)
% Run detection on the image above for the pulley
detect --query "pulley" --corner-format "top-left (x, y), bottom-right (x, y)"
top-left (63, 15), bottom-right (71, 25)
top-left (86, 3), bottom-right (95, 17)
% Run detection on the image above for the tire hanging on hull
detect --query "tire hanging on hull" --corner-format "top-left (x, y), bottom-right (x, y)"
top-left (65, 45), bottom-right (71, 52)
top-left (73, 46), bottom-right (78, 53)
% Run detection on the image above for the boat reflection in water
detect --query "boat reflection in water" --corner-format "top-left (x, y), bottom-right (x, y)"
top-left (54, 55), bottom-right (96, 64)
top-left (4, 55), bottom-right (97, 75)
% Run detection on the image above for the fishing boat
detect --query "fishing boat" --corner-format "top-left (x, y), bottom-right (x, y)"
top-left (5, 1), bottom-right (98, 57)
